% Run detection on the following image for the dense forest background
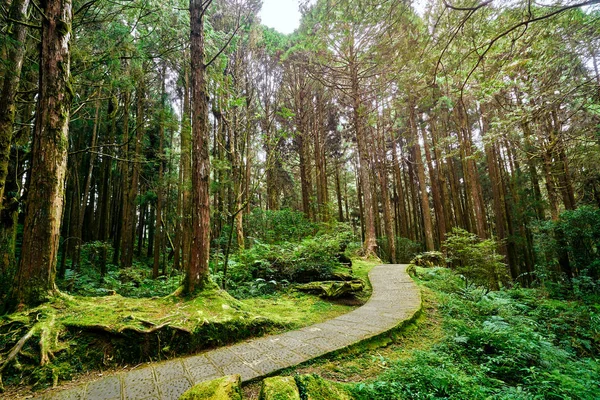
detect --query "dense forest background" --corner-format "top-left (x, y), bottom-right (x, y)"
top-left (1, 0), bottom-right (599, 310)
top-left (1, 0), bottom-right (600, 396)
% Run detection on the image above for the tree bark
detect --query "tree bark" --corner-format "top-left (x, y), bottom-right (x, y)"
top-left (153, 65), bottom-right (166, 279)
top-left (186, 0), bottom-right (212, 293)
top-left (0, 0), bottom-right (30, 210)
top-left (120, 81), bottom-right (144, 268)
top-left (410, 107), bottom-right (435, 251)
top-left (6, 0), bottom-right (73, 311)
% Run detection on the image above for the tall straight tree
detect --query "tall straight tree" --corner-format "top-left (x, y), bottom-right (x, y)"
top-left (0, 0), bottom-right (30, 209)
top-left (187, 0), bottom-right (212, 293)
top-left (6, 0), bottom-right (73, 311)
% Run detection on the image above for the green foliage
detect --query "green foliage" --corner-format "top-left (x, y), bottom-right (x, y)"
top-left (225, 230), bottom-right (352, 298)
top-left (533, 206), bottom-right (600, 300)
top-left (58, 242), bottom-right (181, 298)
top-left (377, 237), bottom-right (421, 263)
top-left (410, 251), bottom-right (447, 268)
top-left (351, 267), bottom-right (600, 399)
top-left (396, 237), bottom-right (422, 263)
top-left (244, 209), bottom-right (318, 245)
top-left (443, 228), bottom-right (509, 291)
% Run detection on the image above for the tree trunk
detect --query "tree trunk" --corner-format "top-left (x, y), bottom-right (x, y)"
top-left (391, 133), bottom-right (409, 238)
top-left (74, 98), bottom-right (100, 266)
top-left (410, 108), bottom-right (435, 251)
top-left (120, 82), bottom-right (144, 268)
top-left (153, 66), bottom-right (166, 279)
top-left (377, 122), bottom-right (396, 263)
top-left (186, 0), bottom-right (212, 293)
top-left (6, 0), bottom-right (73, 311)
top-left (0, 0), bottom-right (30, 210)
top-left (180, 64), bottom-right (192, 273)
top-left (423, 120), bottom-right (447, 245)
top-left (456, 102), bottom-right (487, 239)
top-left (350, 69), bottom-right (376, 256)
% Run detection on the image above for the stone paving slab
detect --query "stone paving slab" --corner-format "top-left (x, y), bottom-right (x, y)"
top-left (37, 264), bottom-right (420, 400)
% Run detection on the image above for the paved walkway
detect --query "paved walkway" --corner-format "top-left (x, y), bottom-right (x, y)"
top-left (39, 264), bottom-right (421, 400)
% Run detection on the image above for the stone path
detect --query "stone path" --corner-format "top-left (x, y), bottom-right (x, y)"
top-left (39, 264), bottom-right (421, 400)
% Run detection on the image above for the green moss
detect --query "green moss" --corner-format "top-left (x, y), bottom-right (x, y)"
top-left (259, 376), bottom-right (301, 400)
top-left (56, 20), bottom-right (71, 37)
top-left (179, 375), bottom-right (242, 400)
top-left (295, 374), bottom-right (353, 400)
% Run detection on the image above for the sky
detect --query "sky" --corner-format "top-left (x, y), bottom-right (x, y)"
top-left (259, 0), bottom-right (427, 35)
top-left (259, 0), bottom-right (302, 35)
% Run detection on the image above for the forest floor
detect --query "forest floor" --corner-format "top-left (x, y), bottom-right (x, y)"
top-left (0, 259), bottom-right (380, 399)
top-left (245, 268), bottom-right (600, 399)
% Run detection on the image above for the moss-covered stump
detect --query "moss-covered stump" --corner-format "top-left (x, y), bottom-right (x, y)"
top-left (259, 376), bottom-right (301, 400)
top-left (295, 280), bottom-right (364, 298)
top-left (295, 374), bottom-right (353, 400)
top-left (179, 375), bottom-right (243, 400)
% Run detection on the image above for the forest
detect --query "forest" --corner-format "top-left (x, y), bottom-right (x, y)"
top-left (0, 0), bottom-right (599, 398)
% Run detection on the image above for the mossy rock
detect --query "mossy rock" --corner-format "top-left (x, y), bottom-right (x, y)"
top-left (179, 375), bottom-right (242, 400)
top-left (259, 376), bottom-right (301, 400)
top-left (295, 374), bottom-right (353, 400)
top-left (295, 280), bottom-right (364, 298)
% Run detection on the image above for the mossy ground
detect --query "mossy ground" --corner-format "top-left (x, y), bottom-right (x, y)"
top-left (0, 258), bottom-right (381, 397)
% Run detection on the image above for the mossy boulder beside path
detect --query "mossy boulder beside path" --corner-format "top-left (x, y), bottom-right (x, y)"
top-left (179, 375), bottom-right (242, 400)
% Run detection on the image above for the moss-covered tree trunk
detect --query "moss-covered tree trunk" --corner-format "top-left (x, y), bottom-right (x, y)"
top-left (186, 0), bottom-right (212, 293)
top-left (6, 0), bottom-right (73, 311)
top-left (0, 0), bottom-right (30, 209)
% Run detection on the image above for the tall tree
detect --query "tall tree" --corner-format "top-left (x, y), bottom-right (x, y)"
top-left (186, 0), bottom-right (212, 292)
top-left (6, 0), bottom-right (73, 310)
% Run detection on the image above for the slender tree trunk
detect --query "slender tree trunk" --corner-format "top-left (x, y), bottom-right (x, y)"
top-left (335, 162), bottom-right (344, 222)
top-left (350, 68), bottom-right (376, 256)
top-left (120, 81), bottom-right (144, 268)
top-left (179, 64), bottom-right (192, 273)
top-left (0, 0), bottom-right (30, 209)
top-left (423, 121), bottom-right (447, 245)
top-left (74, 99), bottom-right (100, 266)
top-left (114, 90), bottom-right (130, 265)
top-left (136, 201), bottom-right (145, 256)
top-left (456, 102), bottom-right (487, 239)
top-left (377, 124), bottom-right (396, 263)
top-left (98, 96), bottom-right (116, 277)
top-left (153, 66), bottom-right (166, 279)
top-left (410, 108), bottom-right (435, 251)
top-left (391, 133), bottom-right (408, 238)
top-left (6, 0), bottom-right (73, 311)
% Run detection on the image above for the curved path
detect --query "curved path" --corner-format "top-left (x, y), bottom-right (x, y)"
top-left (40, 264), bottom-right (421, 400)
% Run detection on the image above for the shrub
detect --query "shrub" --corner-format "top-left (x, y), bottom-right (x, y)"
top-left (377, 236), bottom-right (422, 263)
top-left (243, 209), bottom-right (318, 244)
top-left (443, 228), bottom-right (509, 291)
top-left (396, 237), bottom-right (422, 263)
top-left (533, 206), bottom-right (600, 300)
top-left (225, 231), bottom-right (352, 296)
top-left (411, 251), bottom-right (447, 267)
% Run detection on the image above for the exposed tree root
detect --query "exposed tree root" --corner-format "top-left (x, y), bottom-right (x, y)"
top-left (0, 326), bottom-right (36, 391)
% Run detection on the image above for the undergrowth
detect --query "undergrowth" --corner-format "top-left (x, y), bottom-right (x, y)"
top-left (350, 267), bottom-right (600, 399)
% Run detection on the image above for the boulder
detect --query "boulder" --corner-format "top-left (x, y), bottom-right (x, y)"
top-left (295, 374), bottom-right (353, 400)
top-left (295, 280), bottom-right (364, 298)
top-left (259, 376), bottom-right (301, 400)
top-left (179, 375), bottom-right (242, 400)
